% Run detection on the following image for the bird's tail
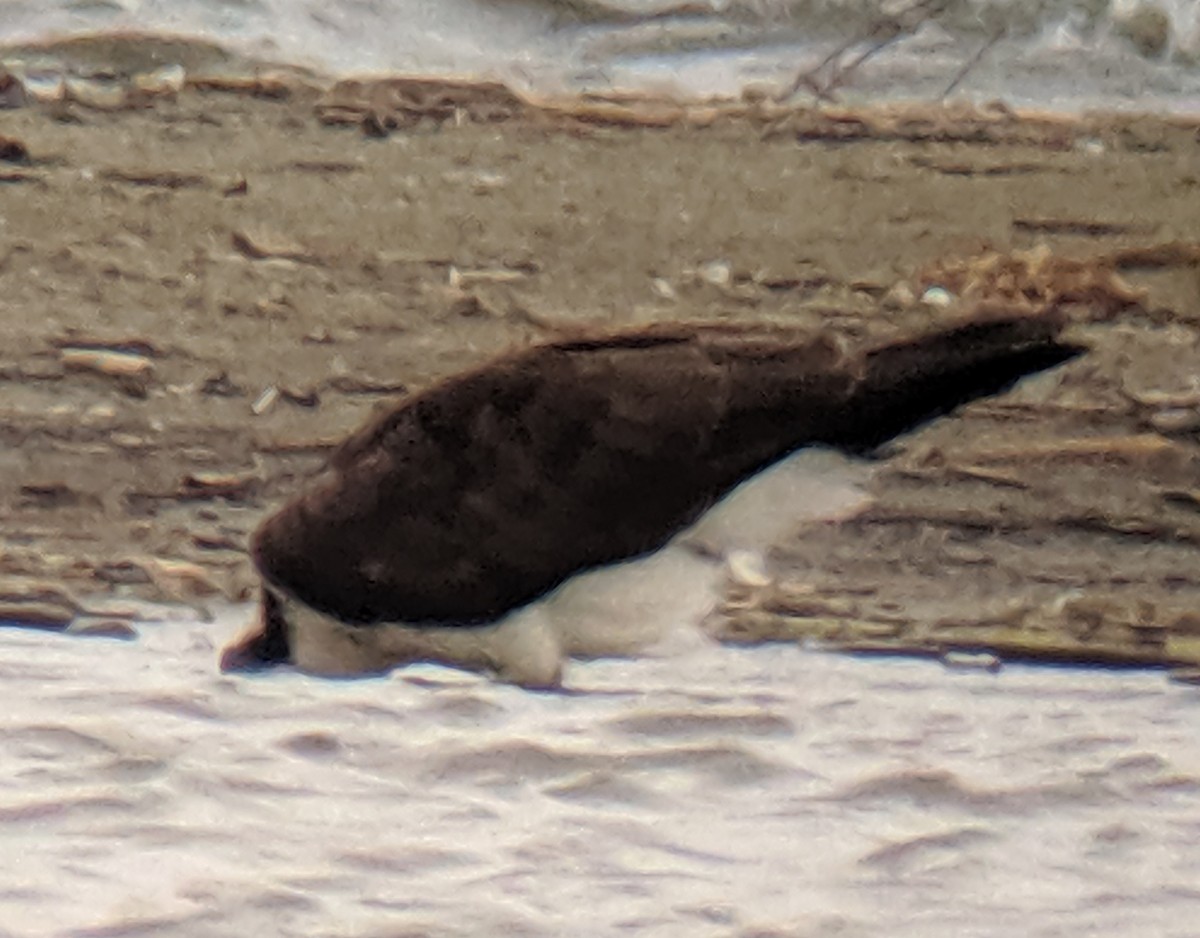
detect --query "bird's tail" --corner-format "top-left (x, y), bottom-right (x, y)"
top-left (837, 309), bottom-right (1082, 453)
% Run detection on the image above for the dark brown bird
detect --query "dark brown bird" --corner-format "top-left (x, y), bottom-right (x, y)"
top-left (222, 312), bottom-right (1080, 687)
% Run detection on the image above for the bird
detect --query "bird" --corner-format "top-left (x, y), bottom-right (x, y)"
top-left (220, 311), bottom-right (1081, 688)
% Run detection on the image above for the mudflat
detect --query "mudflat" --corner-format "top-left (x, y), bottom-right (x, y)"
top-left (2, 74), bottom-right (1200, 670)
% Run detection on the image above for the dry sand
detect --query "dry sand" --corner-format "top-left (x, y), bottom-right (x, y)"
top-left (3, 73), bottom-right (1200, 670)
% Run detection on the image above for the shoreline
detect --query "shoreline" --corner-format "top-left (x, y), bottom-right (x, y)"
top-left (3, 28), bottom-right (1200, 118)
top-left (2, 76), bottom-right (1199, 673)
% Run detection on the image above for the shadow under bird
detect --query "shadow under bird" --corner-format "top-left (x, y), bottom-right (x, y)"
top-left (221, 312), bottom-right (1083, 687)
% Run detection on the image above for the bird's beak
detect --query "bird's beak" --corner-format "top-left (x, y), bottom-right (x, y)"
top-left (220, 586), bottom-right (292, 672)
top-left (219, 630), bottom-right (265, 672)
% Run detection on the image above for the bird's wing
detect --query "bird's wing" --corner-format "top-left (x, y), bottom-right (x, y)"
top-left (251, 312), bottom-right (1079, 627)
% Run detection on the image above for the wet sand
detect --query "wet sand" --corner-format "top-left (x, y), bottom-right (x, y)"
top-left (3, 76), bottom-right (1200, 669)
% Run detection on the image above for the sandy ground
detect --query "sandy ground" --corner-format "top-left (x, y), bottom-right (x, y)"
top-left (3, 70), bottom-right (1200, 669)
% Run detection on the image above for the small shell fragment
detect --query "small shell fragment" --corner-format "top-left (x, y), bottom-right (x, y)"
top-left (60, 346), bottom-right (153, 378)
top-left (179, 469), bottom-right (259, 500)
top-left (698, 259), bottom-right (732, 287)
top-left (725, 549), bottom-right (772, 588)
top-left (921, 286), bottom-right (954, 308)
top-left (146, 558), bottom-right (224, 600)
top-left (60, 347), bottom-right (154, 396)
top-left (651, 277), bottom-right (677, 300)
top-left (252, 385), bottom-right (280, 415)
top-left (65, 76), bottom-right (128, 110)
top-left (449, 266), bottom-right (528, 287)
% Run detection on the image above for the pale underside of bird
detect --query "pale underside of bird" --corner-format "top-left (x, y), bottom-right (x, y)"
top-left (221, 313), bottom-right (1081, 688)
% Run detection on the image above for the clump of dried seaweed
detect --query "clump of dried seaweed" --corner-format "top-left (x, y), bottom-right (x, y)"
top-left (913, 245), bottom-right (1147, 319)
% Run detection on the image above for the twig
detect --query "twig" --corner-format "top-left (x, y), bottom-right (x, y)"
top-left (775, 0), bottom-right (951, 103)
top-left (941, 28), bottom-right (1004, 99)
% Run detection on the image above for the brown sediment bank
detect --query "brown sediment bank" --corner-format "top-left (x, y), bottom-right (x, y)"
top-left (1, 68), bottom-right (1200, 670)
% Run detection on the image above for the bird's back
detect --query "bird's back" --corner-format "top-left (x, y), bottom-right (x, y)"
top-left (251, 314), bottom-right (1078, 626)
